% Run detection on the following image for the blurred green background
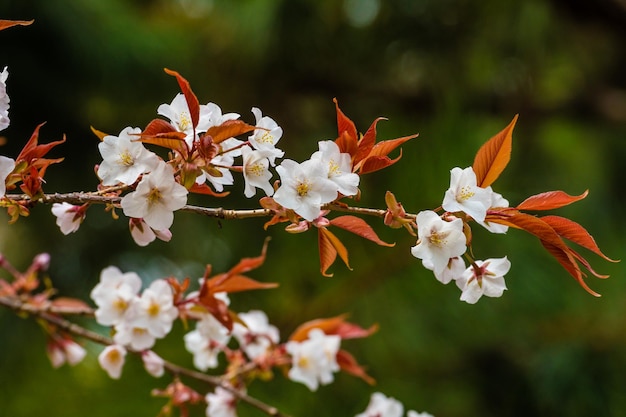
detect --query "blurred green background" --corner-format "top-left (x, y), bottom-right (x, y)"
top-left (0, 0), bottom-right (625, 416)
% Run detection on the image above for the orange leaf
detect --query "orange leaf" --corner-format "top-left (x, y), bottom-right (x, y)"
top-left (354, 117), bottom-right (386, 165)
top-left (188, 183), bottom-right (230, 197)
top-left (335, 131), bottom-right (358, 157)
top-left (367, 133), bottom-right (419, 158)
top-left (358, 153), bottom-right (402, 175)
top-left (541, 215), bottom-right (617, 262)
top-left (472, 115), bottom-right (518, 187)
top-left (210, 275), bottom-right (278, 294)
top-left (330, 215), bottom-right (395, 247)
top-left (319, 228), bottom-right (351, 276)
top-left (336, 349), bottom-right (375, 385)
top-left (516, 190), bottom-right (589, 211)
top-left (318, 227), bottom-right (338, 277)
top-left (90, 126), bottom-right (110, 141)
top-left (333, 98), bottom-right (357, 143)
top-left (289, 315), bottom-right (348, 342)
top-left (0, 19), bottom-right (34, 31)
top-left (16, 123), bottom-right (66, 163)
top-left (541, 242), bottom-right (600, 297)
top-left (164, 68), bottom-right (200, 130)
top-left (137, 119), bottom-right (187, 152)
top-left (227, 237), bottom-right (271, 276)
top-left (206, 120), bottom-right (257, 144)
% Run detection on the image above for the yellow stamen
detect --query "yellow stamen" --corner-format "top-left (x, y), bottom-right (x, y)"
top-left (428, 229), bottom-right (450, 248)
top-left (246, 162), bottom-right (265, 177)
top-left (258, 131), bottom-right (274, 144)
top-left (118, 151), bottom-right (134, 167)
top-left (147, 187), bottom-right (162, 205)
top-left (458, 185), bottom-right (475, 201)
top-left (328, 159), bottom-right (340, 176)
top-left (296, 180), bottom-right (311, 197)
top-left (178, 111), bottom-right (192, 131)
top-left (147, 302), bottom-right (161, 317)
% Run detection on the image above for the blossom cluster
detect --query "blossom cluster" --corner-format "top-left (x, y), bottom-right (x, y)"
top-left (356, 392), bottom-right (433, 417)
top-left (410, 166), bottom-right (511, 304)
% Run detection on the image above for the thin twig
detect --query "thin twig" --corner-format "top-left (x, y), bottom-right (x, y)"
top-left (0, 295), bottom-right (291, 417)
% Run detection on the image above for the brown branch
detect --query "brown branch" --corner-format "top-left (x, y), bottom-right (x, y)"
top-left (0, 295), bottom-right (290, 417)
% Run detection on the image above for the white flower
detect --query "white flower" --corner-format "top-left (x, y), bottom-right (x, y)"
top-left (310, 140), bottom-right (359, 196)
top-left (407, 411), bottom-right (435, 417)
top-left (422, 256), bottom-right (466, 285)
top-left (90, 266), bottom-right (142, 327)
top-left (113, 323), bottom-right (156, 351)
top-left (232, 310), bottom-right (279, 360)
top-left (202, 102), bottom-right (240, 130)
top-left (98, 345), bottom-right (127, 379)
top-left (129, 218), bottom-right (172, 246)
top-left (97, 127), bottom-right (160, 186)
top-left (131, 279), bottom-right (178, 338)
top-left (241, 145), bottom-right (274, 198)
top-left (0, 155), bottom-right (15, 197)
top-left (442, 167), bottom-right (493, 222)
top-left (456, 257), bottom-right (511, 304)
top-left (286, 328), bottom-right (340, 391)
top-left (248, 107), bottom-right (284, 166)
top-left (206, 387), bottom-right (238, 417)
top-left (142, 350), bottom-right (165, 378)
top-left (157, 94), bottom-right (200, 147)
top-left (273, 159), bottom-right (338, 222)
top-left (184, 314), bottom-right (231, 371)
top-left (197, 153), bottom-right (235, 192)
top-left (46, 339), bottom-right (87, 368)
top-left (121, 161), bottom-right (188, 230)
top-left (1, 67), bottom-right (10, 131)
top-left (411, 211), bottom-right (467, 275)
top-left (477, 188), bottom-right (509, 234)
top-left (355, 392), bottom-right (404, 417)
top-left (51, 203), bottom-right (85, 235)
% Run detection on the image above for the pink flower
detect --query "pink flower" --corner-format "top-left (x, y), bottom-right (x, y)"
top-left (456, 257), bottom-right (511, 304)
top-left (206, 387), bottom-right (238, 417)
top-left (51, 203), bottom-right (86, 235)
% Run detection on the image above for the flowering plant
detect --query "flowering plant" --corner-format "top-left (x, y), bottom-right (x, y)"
top-left (0, 18), bottom-right (617, 417)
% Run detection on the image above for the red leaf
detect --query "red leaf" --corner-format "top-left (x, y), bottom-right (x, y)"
top-left (206, 120), bottom-right (257, 144)
top-left (318, 227), bottom-right (338, 277)
top-left (188, 183), bottom-right (230, 197)
top-left (319, 228), bottom-right (351, 276)
top-left (16, 123), bottom-right (66, 164)
top-left (210, 274), bottom-right (278, 294)
top-left (227, 237), bottom-right (271, 276)
top-left (541, 242), bottom-right (600, 297)
top-left (289, 314), bottom-right (376, 342)
top-left (137, 119), bottom-right (187, 152)
top-left (472, 115), bottom-right (518, 187)
top-left (164, 68), bottom-right (200, 131)
top-left (0, 19), bottom-right (34, 31)
top-left (541, 215), bottom-right (617, 262)
top-left (367, 133), bottom-right (419, 158)
top-left (330, 215), bottom-right (395, 247)
top-left (353, 117), bottom-right (386, 165)
top-left (335, 131), bottom-right (358, 157)
top-left (90, 126), bottom-right (110, 141)
top-left (517, 190), bottom-right (589, 211)
top-left (333, 98), bottom-right (357, 143)
top-left (336, 349), bottom-right (375, 385)
top-left (358, 153), bottom-right (401, 175)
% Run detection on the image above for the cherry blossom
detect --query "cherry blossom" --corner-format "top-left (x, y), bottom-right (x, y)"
top-left (131, 279), bottom-right (178, 338)
top-left (423, 256), bottom-right (466, 285)
top-left (232, 310), bottom-right (279, 360)
top-left (273, 159), bottom-right (338, 222)
top-left (121, 161), bottom-right (188, 230)
top-left (286, 328), bottom-right (341, 391)
top-left (355, 392), bottom-right (404, 417)
top-left (129, 218), bottom-right (172, 247)
top-left (98, 344), bottom-right (127, 379)
top-left (157, 94), bottom-right (200, 147)
top-left (113, 323), bottom-right (156, 351)
top-left (477, 189), bottom-right (509, 234)
top-left (46, 338), bottom-right (87, 368)
top-left (442, 167), bottom-right (492, 222)
top-left (142, 350), bottom-right (165, 378)
top-left (90, 266), bottom-right (142, 326)
top-left (0, 66), bottom-right (9, 131)
top-left (184, 313), bottom-right (231, 371)
top-left (206, 386), bottom-right (238, 417)
top-left (248, 107), bottom-right (284, 166)
top-left (410, 211), bottom-right (466, 275)
top-left (97, 127), bottom-right (160, 186)
top-left (241, 145), bottom-right (274, 198)
top-left (310, 140), bottom-right (359, 196)
top-left (51, 203), bottom-right (85, 235)
top-left (0, 155), bottom-right (15, 197)
top-left (455, 257), bottom-right (511, 304)
top-left (197, 153), bottom-right (235, 192)
top-left (407, 411), bottom-right (435, 417)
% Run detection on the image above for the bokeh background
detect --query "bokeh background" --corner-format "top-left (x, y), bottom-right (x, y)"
top-left (1, 1), bottom-right (625, 416)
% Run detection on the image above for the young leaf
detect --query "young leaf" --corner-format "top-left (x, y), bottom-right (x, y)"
top-left (319, 228), bottom-right (351, 276)
top-left (541, 215), bottom-right (617, 262)
top-left (318, 227), bottom-right (339, 277)
top-left (90, 126), bottom-right (110, 141)
top-left (330, 215), bottom-right (395, 247)
top-left (205, 120), bottom-right (257, 144)
top-left (164, 68), bottom-right (200, 130)
top-left (336, 349), bottom-right (375, 385)
top-left (209, 275), bottom-right (278, 294)
top-left (333, 98), bottom-right (358, 144)
top-left (137, 119), bottom-right (187, 152)
top-left (0, 19), bottom-right (34, 31)
top-left (353, 117), bottom-right (386, 165)
top-left (472, 115), bottom-right (518, 188)
top-left (517, 190), bottom-right (589, 211)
